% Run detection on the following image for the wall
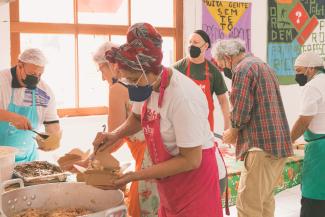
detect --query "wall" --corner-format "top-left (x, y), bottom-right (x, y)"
top-left (183, 0), bottom-right (302, 141)
top-left (0, 3), bottom-right (10, 69)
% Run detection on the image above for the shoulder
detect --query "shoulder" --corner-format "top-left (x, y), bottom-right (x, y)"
top-left (173, 58), bottom-right (188, 72)
top-left (109, 82), bottom-right (129, 101)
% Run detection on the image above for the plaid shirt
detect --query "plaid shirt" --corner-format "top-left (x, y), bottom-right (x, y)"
top-left (230, 55), bottom-right (293, 159)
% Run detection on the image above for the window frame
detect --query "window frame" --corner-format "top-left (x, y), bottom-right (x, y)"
top-left (9, 0), bottom-right (183, 117)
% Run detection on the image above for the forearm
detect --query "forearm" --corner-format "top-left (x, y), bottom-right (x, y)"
top-left (291, 116), bottom-right (312, 142)
top-left (45, 123), bottom-right (61, 133)
top-left (135, 154), bottom-right (199, 180)
top-left (134, 146), bottom-right (202, 180)
top-left (0, 109), bottom-right (16, 122)
top-left (111, 112), bottom-right (142, 139)
top-left (221, 102), bottom-right (230, 130)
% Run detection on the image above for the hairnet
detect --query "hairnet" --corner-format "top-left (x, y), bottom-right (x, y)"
top-left (18, 48), bottom-right (47, 67)
top-left (294, 52), bottom-right (324, 67)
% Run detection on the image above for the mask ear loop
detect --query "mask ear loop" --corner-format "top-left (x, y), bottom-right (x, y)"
top-left (135, 55), bottom-right (149, 86)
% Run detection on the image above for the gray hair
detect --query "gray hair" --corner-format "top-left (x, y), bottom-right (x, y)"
top-left (93, 41), bottom-right (119, 64)
top-left (211, 38), bottom-right (246, 60)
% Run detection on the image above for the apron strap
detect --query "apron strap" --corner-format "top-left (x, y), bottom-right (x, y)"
top-left (10, 88), bottom-right (15, 103)
top-left (158, 67), bottom-right (169, 108)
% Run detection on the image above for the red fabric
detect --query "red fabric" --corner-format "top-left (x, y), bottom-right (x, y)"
top-left (141, 69), bottom-right (223, 217)
top-left (106, 23), bottom-right (163, 75)
top-left (186, 60), bottom-right (215, 131)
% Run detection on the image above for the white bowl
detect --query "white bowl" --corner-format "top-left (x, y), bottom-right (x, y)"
top-left (0, 146), bottom-right (18, 182)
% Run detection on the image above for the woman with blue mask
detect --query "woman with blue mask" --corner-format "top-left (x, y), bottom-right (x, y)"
top-left (0, 48), bottom-right (61, 162)
top-left (89, 41), bottom-right (159, 217)
top-left (291, 51), bottom-right (325, 217)
top-left (92, 23), bottom-right (224, 217)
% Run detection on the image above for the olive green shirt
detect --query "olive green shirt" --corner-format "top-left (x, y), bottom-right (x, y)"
top-left (173, 58), bottom-right (228, 96)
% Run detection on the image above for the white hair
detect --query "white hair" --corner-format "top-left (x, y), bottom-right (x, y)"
top-left (93, 41), bottom-right (119, 64)
top-left (211, 38), bottom-right (246, 60)
top-left (18, 48), bottom-right (47, 67)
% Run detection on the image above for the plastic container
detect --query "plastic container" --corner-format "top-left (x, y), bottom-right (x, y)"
top-left (0, 146), bottom-right (17, 182)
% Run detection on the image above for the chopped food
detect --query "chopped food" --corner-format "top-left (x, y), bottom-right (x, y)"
top-left (13, 207), bottom-right (92, 217)
top-left (14, 161), bottom-right (62, 177)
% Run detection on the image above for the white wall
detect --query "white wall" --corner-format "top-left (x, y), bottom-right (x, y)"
top-left (0, 3), bottom-right (10, 69)
top-left (183, 0), bottom-right (302, 141)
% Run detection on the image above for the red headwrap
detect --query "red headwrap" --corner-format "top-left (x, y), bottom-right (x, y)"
top-left (106, 23), bottom-right (163, 74)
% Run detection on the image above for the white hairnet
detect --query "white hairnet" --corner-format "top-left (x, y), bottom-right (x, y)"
top-left (93, 41), bottom-right (119, 64)
top-left (294, 52), bottom-right (324, 67)
top-left (18, 48), bottom-right (48, 67)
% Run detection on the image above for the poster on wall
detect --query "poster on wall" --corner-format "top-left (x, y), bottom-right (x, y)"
top-left (267, 0), bottom-right (325, 85)
top-left (202, 0), bottom-right (252, 60)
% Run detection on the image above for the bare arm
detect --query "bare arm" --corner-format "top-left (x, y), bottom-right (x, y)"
top-left (291, 115), bottom-right (313, 143)
top-left (135, 146), bottom-right (202, 180)
top-left (106, 84), bottom-right (129, 152)
top-left (0, 109), bottom-right (32, 130)
top-left (217, 93), bottom-right (230, 130)
top-left (44, 122), bottom-right (60, 133)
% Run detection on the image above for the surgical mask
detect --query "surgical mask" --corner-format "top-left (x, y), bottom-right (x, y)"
top-left (223, 67), bottom-right (233, 80)
top-left (23, 74), bottom-right (39, 89)
top-left (295, 74), bottom-right (308, 86)
top-left (125, 55), bottom-right (159, 102)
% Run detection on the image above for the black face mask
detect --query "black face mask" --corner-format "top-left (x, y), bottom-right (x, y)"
top-left (189, 45), bottom-right (201, 58)
top-left (223, 67), bottom-right (233, 80)
top-left (23, 74), bottom-right (39, 89)
top-left (295, 74), bottom-right (308, 86)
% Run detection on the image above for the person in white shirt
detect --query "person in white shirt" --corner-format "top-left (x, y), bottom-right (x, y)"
top-left (291, 51), bottom-right (325, 217)
top-left (0, 48), bottom-right (61, 162)
top-left (92, 23), bottom-right (224, 217)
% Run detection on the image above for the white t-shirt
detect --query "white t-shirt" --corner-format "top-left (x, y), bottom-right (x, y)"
top-left (300, 73), bottom-right (325, 134)
top-left (132, 68), bottom-right (215, 156)
top-left (0, 68), bottom-right (59, 129)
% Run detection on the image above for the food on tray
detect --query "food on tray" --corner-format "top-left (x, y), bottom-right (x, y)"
top-left (14, 161), bottom-right (66, 184)
top-left (13, 207), bottom-right (92, 217)
top-left (15, 161), bottom-right (62, 177)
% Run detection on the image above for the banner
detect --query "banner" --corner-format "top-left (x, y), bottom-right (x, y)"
top-left (202, 0), bottom-right (252, 60)
top-left (267, 0), bottom-right (325, 84)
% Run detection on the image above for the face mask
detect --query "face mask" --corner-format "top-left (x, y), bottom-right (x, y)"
top-left (23, 74), bottom-right (39, 89)
top-left (189, 45), bottom-right (201, 58)
top-left (126, 84), bottom-right (153, 102)
top-left (295, 74), bottom-right (308, 86)
top-left (223, 67), bottom-right (233, 80)
top-left (125, 55), bottom-right (159, 102)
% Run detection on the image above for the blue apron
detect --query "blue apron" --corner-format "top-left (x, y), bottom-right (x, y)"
top-left (302, 129), bottom-right (325, 200)
top-left (0, 88), bottom-right (39, 162)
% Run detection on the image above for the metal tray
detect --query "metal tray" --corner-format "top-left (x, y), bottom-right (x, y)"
top-left (13, 161), bottom-right (68, 185)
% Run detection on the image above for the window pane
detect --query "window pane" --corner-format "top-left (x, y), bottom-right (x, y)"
top-left (131, 0), bottom-right (173, 27)
top-left (20, 0), bottom-right (74, 23)
top-left (78, 0), bottom-right (128, 25)
top-left (162, 37), bottom-right (174, 67)
top-left (111, 35), bottom-right (126, 45)
top-left (20, 34), bottom-right (75, 108)
top-left (78, 35), bottom-right (110, 107)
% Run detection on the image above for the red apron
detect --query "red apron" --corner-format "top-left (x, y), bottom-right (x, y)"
top-left (186, 60), bottom-right (215, 131)
top-left (141, 68), bottom-right (223, 217)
